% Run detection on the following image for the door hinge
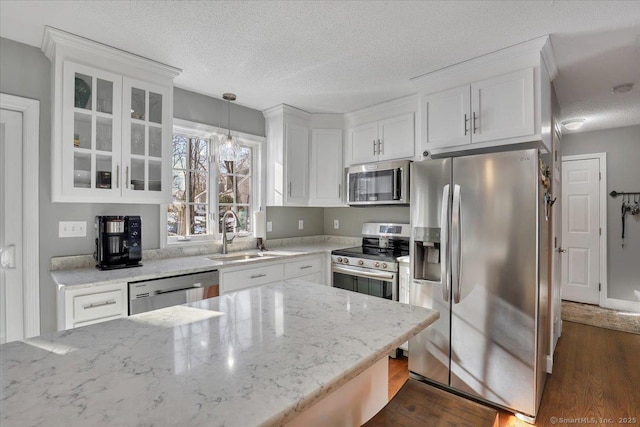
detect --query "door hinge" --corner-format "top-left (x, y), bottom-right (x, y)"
top-left (554, 237), bottom-right (557, 248)
top-left (599, 172), bottom-right (601, 181)
top-left (599, 227), bottom-right (602, 236)
top-left (599, 283), bottom-right (601, 292)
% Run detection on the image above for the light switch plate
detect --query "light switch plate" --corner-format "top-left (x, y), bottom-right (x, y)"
top-left (334, 220), bottom-right (340, 229)
top-left (298, 220), bottom-right (304, 230)
top-left (267, 221), bottom-right (273, 232)
top-left (59, 221), bottom-right (87, 238)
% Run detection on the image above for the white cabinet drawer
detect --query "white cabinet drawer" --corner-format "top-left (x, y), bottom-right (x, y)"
top-left (73, 289), bottom-right (125, 324)
top-left (286, 272), bottom-right (322, 285)
top-left (284, 256), bottom-right (322, 278)
top-left (222, 263), bottom-right (284, 293)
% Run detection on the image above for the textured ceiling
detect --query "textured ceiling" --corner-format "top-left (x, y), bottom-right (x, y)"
top-left (1, 1), bottom-right (640, 133)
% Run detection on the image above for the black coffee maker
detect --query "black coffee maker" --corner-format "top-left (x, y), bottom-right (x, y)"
top-left (94, 216), bottom-right (142, 270)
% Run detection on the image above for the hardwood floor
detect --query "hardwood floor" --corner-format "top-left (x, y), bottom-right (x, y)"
top-left (388, 321), bottom-right (640, 426)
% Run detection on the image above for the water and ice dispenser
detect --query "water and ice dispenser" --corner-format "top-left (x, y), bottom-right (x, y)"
top-left (413, 227), bottom-right (441, 282)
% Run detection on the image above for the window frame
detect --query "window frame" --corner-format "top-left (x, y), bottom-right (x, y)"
top-left (161, 118), bottom-right (263, 247)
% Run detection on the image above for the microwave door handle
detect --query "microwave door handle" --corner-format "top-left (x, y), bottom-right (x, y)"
top-left (392, 168), bottom-right (399, 200)
top-left (440, 184), bottom-right (450, 302)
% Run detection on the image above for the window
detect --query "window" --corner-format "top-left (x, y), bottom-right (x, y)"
top-left (166, 120), bottom-right (262, 245)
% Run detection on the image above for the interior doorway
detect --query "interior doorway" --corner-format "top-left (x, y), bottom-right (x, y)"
top-left (0, 93), bottom-right (40, 343)
top-left (561, 154), bottom-right (607, 306)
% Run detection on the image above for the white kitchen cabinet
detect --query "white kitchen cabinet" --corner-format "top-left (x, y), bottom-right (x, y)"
top-left (264, 105), bottom-right (311, 206)
top-left (309, 129), bottom-right (344, 206)
top-left (221, 262), bottom-right (285, 293)
top-left (58, 282), bottom-right (128, 330)
top-left (43, 27), bottom-right (180, 203)
top-left (422, 68), bottom-right (534, 152)
top-left (221, 254), bottom-right (326, 294)
top-left (348, 113), bottom-right (414, 164)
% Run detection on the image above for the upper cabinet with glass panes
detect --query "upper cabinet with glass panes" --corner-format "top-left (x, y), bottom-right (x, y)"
top-left (42, 27), bottom-right (181, 203)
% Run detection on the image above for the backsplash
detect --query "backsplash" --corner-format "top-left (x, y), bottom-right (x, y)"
top-left (50, 235), bottom-right (361, 271)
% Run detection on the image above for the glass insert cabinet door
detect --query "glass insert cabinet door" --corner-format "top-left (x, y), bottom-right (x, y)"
top-left (122, 77), bottom-right (169, 199)
top-left (62, 62), bottom-right (122, 196)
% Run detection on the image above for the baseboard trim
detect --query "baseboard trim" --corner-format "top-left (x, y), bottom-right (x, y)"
top-left (545, 355), bottom-right (553, 374)
top-left (605, 298), bottom-right (640, 313)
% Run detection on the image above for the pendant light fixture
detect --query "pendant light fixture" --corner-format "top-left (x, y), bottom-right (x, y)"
top-left (220, 93), bottom-right (239, 162)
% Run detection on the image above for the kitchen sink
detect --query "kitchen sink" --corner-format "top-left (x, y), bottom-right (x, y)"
top-left (207, 250), bottom-right (300, 263)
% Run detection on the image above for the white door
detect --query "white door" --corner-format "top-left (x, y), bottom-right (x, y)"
top-left (471, 68), bottom-right (534, 144)
top-left (0, 108), bottom-right (24, 344)
top-left (284, 121), bottom-right (309, 205)
top-left (377, 113), bottom-right (414, 161)
top-left (309, 129), bottom-right (343, 206)
top-left (561, 158), bottom-right (600, 304)
top-left (422, 84), bottom-right (471, 149)
top-left (349, 121), bottom-right (378, 165)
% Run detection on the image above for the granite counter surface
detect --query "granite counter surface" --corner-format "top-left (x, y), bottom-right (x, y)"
top-left (1, 281), bottom-right (438, 427)
top-left (51, 241), bottom-right (356, 291)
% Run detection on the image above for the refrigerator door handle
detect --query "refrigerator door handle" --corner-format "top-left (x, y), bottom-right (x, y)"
top-left (452, 184), bottom-right (462, 303)
top-left (440, 184), bottom-right (450, 302)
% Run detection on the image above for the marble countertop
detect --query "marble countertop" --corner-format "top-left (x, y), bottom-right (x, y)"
top-left (51, 241), bottom-right (355, 291)
top-left (1, 281), bottom-right (439, 427)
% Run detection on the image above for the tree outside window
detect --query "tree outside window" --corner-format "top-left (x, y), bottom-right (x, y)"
top-left (168, 133), bottom-right (253, 241)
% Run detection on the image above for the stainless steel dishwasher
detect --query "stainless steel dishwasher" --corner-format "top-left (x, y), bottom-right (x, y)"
top-left (128, 270), bottom-right (219, 315)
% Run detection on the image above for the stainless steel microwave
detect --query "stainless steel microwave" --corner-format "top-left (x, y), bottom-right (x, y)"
top-left (346, 160), bottom-right (410, 206)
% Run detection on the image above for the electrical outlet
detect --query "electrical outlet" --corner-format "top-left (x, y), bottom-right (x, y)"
top-left (59, 221), bottom-right (87, 238)
top-left (334, 219), bottom-right (340, 229)
top-left (298, 220), bottom-right (304, 230)
top-left (267, 221), bottom-right (273, 232)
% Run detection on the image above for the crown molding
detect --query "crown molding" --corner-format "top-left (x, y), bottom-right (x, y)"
top-left (41, 26), bottom-right (181, 79)
top-left (411, 35), bottom-right (552, 91)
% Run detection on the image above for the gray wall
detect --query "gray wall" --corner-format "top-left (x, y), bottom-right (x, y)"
top-left (266, 207), bottom-right (324, 239)
top-left (562, 125), bottom-right (640, 302)
top-left (323, 207), bottom-right (410, 237)
top-left (0, 37), bottom-right (266, 333)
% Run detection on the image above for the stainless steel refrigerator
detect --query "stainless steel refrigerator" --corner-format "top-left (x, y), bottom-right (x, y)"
top-left (409, 148), bottom-right (549, 421)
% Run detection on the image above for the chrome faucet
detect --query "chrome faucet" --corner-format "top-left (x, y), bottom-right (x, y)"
top-left (221, 210), bottom-right (241, 254)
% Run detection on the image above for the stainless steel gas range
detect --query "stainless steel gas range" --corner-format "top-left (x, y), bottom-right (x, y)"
top-left (331, 223), bottom-right (410, 301)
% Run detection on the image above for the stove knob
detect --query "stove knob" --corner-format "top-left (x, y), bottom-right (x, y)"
top-left (337, 257), bottom-right (343, 263)
top-left (344, 258), bottom-right (349, 264)
top-left (358, 260), bottom-right (364, 266)
top-left (374, 262), bottom-right (380, 268)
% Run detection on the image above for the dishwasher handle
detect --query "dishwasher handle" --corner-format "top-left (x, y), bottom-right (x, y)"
top-left (155, 283), bottom-right (202, 295)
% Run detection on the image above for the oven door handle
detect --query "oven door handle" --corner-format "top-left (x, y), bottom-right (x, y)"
top-left (332, 265), bottom-right (395, 281)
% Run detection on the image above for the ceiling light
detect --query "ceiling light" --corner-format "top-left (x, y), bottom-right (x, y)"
top-left (562, 119), bottom-right (585, 131)
top-left (220, 93), bottom-right (239, 162)
top-left (611, 83), bottom-right (634, 94)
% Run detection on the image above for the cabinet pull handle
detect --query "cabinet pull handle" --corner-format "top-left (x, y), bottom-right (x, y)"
top-left (116, 164), bottom-right (120, 188)
top-left (84, 300), bottom-right (116, 310)
top-left (300, 265), bottom-right (313, 270)
top-left (288, 181), bottom-right (292, 197)
top-left (126, 166), bottom-right (130, 189)
top-left (377, 139), bottom-right (382, 155)
top-left (250, 273), bottom-right (267, 279)
top-left (473, 112), bottom-right (478, 134)
top-left (338, 184), bottom-right (341, 197)
top-left (464, 114), bottom-right (469, 135)
top-left (373, 140), bottom-right (376, 155)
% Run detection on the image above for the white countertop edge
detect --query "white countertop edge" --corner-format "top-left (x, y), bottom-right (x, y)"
top-left (272, 310), bottom-right (439, 425)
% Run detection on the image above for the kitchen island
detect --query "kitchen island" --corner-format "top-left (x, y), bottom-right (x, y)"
top-left (1, 281), bottom-right (438, 427)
